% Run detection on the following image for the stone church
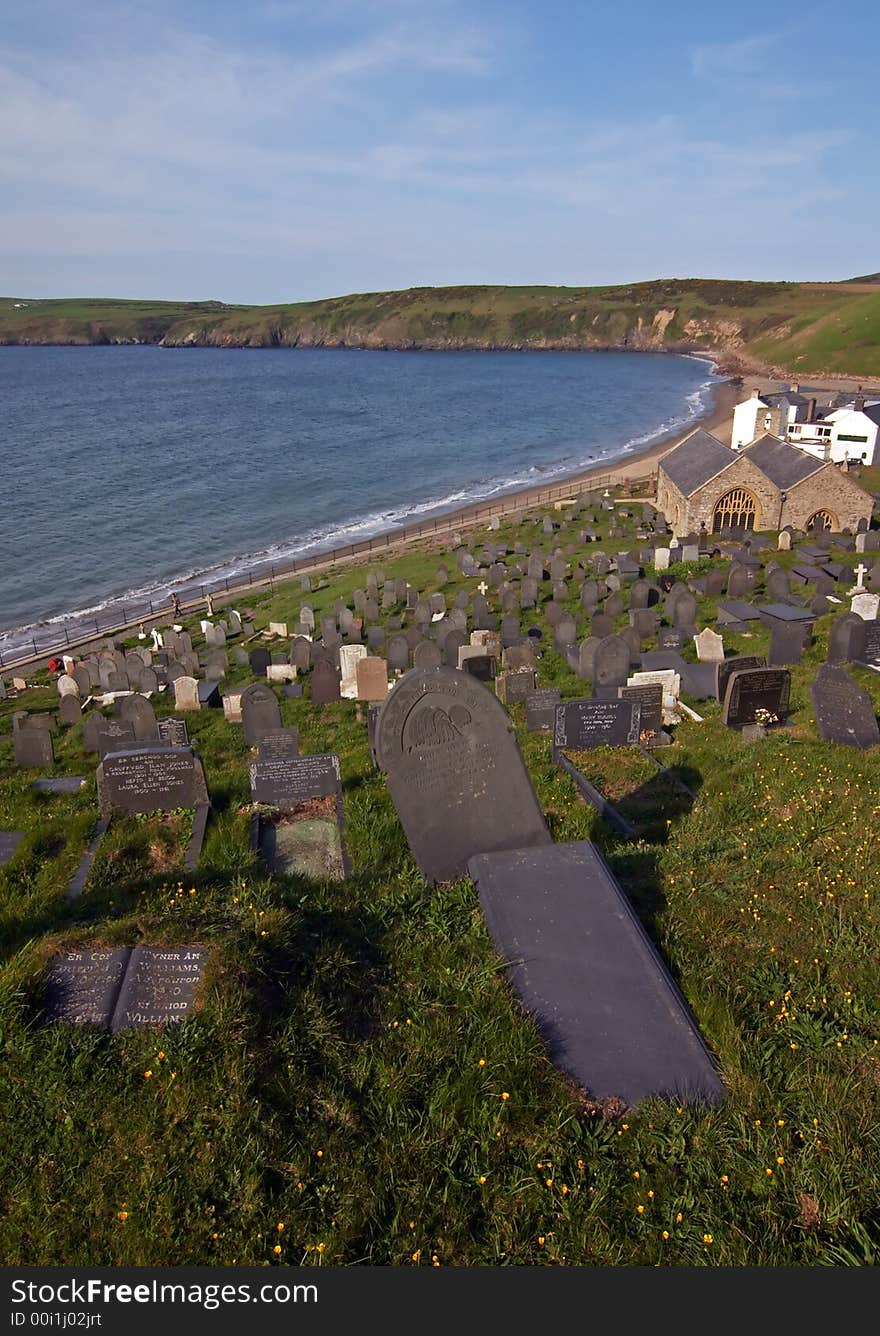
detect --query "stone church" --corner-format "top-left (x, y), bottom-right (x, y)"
top-left (656, 429), bottom-right (874, 537)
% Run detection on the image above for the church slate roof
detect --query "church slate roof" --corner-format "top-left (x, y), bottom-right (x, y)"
top-left (658, 429), bottom-right (737, 497)
top-left (740, 435), bottom-right (826, 489)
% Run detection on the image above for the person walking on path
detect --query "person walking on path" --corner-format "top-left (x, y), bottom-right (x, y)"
top-left (205, 592), bottom-right (215, 618)
top-left (170, 592), bottom-right (182, 619)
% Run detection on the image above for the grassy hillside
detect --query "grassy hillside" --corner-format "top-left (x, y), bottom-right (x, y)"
top-left (3, 279), bottom-right (880, 377)
top-left (2, 493), bottom-right (880, 1266)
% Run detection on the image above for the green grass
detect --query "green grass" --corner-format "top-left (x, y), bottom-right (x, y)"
top-left (3, 279), bottom-right (880, 376)
top-left (2, 497), bottom-right (880, 1266)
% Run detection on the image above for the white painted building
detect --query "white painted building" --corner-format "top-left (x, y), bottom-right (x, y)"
top-left (821, 401), bottom-right (880, 465)
top-left (731, 386), bottom-right (810, 449)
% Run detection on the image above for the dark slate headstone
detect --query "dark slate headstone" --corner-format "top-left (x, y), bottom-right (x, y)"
top-left (156, 717), bottom-right (190, 748)
top-left (495, 668), bottom-right (537, 705)
top-left (618, 682), bottom-right (663, 741)
top-left (58, 694), bottom-right (83, 727)
top-left (119, 694), bottom-right (159, 743)
top-left (468, 842), bottom-right (724, 1107)
top-left (722, 669), bottom-right (791, 729)
top-left (0, 832), bottom-right (25, 866)
top-left (257, 727), bottom-right (300, 759)
top-left (87, 716), bottom-right (136, 758)
top-left (460, 653), bottom-right (495, 682)
top-left (249, 751), bottom-right (340, 811)
top-left (241, 683), bottom-right (282, 745)
top-left (13, 727), bottom-right (54, 768)
top-left (592, 635), bottom-right (631, 693)
top-left (311, 659), bottom-right (342, 703)
top-left (858, 621), bottom-right (880, 668)
top-left (96, 747), bottom-right (209, 817)
top-left (387, 635), bottom-right (410, 673)
top-left (249, 647), bottom-right (271, 677)
top-left (827, 613), bottom-right (867, 664)
top-left (811, 664), bottom-right (879, 749)
top-left (553, 699), bottom-right (641, 752)
top-left (413, 640), bottom-right (442, 671)
top-left (715, 655), bottom-right (767, 704)
top-left (726, 563), bottom-right (754, 598)
top-left (525, 688), bottom-right (561, 732)
top-left (768, 618), bottom-right (812, 667)
top-left (375, 667), bottom-right (550, 882)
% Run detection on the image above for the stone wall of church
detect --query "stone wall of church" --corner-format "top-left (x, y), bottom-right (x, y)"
top-left (782, 465), bottom-right (874, 532)
top-left (657, 456), bottom-right (874, 535)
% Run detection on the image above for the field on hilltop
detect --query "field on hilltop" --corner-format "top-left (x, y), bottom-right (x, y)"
top-left (3, 279), bottom-right (880, 377)
top-left (2, 487), bottom-right (880, 1267)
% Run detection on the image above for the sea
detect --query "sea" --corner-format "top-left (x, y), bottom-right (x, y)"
top-left (0, 345), bottom-right (722, 660)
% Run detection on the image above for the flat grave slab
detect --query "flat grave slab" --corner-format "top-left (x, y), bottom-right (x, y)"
top-left (0, 832), bottom-right (25, 866)
top-left (468, 842), bottom-right (725, 1108)
top-left (375, 666), bottom-right (550, 883)
top-left (44, 945), bottom-right (207, 1031)
top-left (33, 777), bottom-right (86, 795)
top-left (249, 753), bottom-right (349, 881)
top-left (97, 747), bottom-right (209, 818)
top-left (757, 603), bottom-right (816, 624)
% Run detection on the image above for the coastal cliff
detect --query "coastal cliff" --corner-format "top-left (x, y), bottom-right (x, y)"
top-left (3, 278), bottom-right (880, 377)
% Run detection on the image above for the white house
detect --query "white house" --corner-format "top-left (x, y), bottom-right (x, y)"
top-left (821, 399), bottom-right (880, 466)
top-left (731, 386), bottom-right (810, 449)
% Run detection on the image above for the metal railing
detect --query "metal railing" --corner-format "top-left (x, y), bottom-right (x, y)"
top-left (0, 469), bottom-right (653, 671)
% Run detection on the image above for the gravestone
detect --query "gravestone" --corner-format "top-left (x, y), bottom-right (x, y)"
top-left (339, 644), bottom-right (368, 699)
top-left (459, 652), bottom-right (495, 682)
top-left (387, 635), bottom-right (410, 672)
top-left (97, 746), bottom-right (209, 818)
top-left (85, 716), bottom-right (136, 758)
top-left (44, 946), bottom-right (207, 1031)
top-left (13, 727), bottom-right (54, 768)
top-left (173, 676), bottom-right (200, 712)
top-left (241, 682), bottom-right (282, 745)
top-left (33, 777), bottom-right (85, 795)
top-left (249, 751), bottom-right (340, 810)
top-left (618, 682), bottom-right (664, 743)
top-left (156, 718), bottom-right (189, 748)
top-left (139, 668), bottom-right (159, 694)
top-left (374, 666), bottom-right (550, 882)
top-left (553, 699), bottom-right (641, 752)
top-left (722, 668), bottom-right (791, 729)
top-left (778, 530), bottom-right (792, 551)
top-left (495, 668), bottom-right (537, 705)
top-left (56, 673), bottom-right (79, 698)
top-left (58, 695), bottom-right (83, 727)
top-left (469, 842), bottom-right (724, 1107)
top-left (249, 647), bottom-right (271, 677)
top-left (311, 659), bottom-right (341, 704)
top-left (811, 665), bottom-right (880, 750)
top-left (592, 635), bottom-right (631, 694)
top-left (119, 694), bottom-right (159, 743)
top-left (827, 613), bottom-right (867, 664)
top-left (356, 656), bottom-right (389, 702)
top-left (768, 619), bottom-right (812, 667)
top-left (693, 628), bottom-right (724, 663)
top-left (715, 655), bottom-right (767, 704)
top-left (413, 640), bottom-right (442, 671)
top-left (249, 753), bottom-right (348, 880)
top-left (257, 728), bottom-right (300, 759)
top-left (667, 586), bottom-right (697, 629)
top-left (852, 592), bottom-right (880, 621)
top-left (727, 563), bottom-right (754, 598)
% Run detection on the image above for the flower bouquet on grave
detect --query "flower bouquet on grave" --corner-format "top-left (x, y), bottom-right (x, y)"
top-left (753, 707), bottom-right (778, 727)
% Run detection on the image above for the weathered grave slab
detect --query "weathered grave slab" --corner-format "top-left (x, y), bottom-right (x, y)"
top-left (156, 718), bottom-right (189, 747)
top-left (0, 832), bottom-right (25, 866)
top-left (468, 842), bottom-right (724, 1107)
top-left (375, 667), bottom-right (550, 882)
top-left (811, 664), bottom-right (880, 749)
top-left (33, 777), bottom-right (85, 794)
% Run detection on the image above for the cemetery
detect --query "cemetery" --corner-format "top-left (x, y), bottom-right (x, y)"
top-left (1, 485), bottom-right (879, 1267)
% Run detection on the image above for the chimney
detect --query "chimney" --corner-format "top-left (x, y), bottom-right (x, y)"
top-left (790, 382), bottom-right (800, 393)
top-left (854, 395), bottom-right (866, 412)
top-left (807, 398), bottom-right (817, 423)
top-left (752, 387), bottom-right (761, 398)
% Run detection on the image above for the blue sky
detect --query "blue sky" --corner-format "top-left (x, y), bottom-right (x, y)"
top-left (1, 0), bottom-right (877, 301)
